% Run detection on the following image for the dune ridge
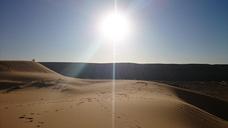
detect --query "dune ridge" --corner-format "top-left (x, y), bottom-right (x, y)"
top-left (0, 61), bottom-right (62, 81)
top-left (0, 61), bottom-right (56, 73)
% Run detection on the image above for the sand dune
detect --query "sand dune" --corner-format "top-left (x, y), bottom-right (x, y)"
top-left (0, 61), bottom-right (62, 82)
top-left (0, 61), bottom-right (56, 73)
top-left (0, 61), bottom-right (227, 128)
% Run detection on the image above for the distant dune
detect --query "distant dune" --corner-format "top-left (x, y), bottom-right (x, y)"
top-left (0, 61), bottom-right (228, 128)
top-left (41, 62), bottom-right (228, 81)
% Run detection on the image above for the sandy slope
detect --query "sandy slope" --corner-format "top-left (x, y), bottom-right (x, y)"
top-left (0, 61), bottom-right (62, 81)
top-left (0, 61), bottom-right (228, 128)
top-left (0, 61), bottom-right (56, 73)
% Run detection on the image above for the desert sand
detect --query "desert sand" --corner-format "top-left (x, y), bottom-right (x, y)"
top-left (0, 61), bottom-right (228, 128)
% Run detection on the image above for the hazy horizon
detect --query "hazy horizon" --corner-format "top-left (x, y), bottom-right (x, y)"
top-left (1, 0), bottom-right (228, 64)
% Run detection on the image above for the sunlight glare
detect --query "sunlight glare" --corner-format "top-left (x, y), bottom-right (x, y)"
top-left (99, 11), bottom-right (131, 41)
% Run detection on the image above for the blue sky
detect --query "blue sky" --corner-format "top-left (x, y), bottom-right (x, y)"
top-left (0, 0), bottom-right (228, 64)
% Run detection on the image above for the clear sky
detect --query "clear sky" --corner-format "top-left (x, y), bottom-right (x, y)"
top-left (0, 0), bottom-right (228, 64)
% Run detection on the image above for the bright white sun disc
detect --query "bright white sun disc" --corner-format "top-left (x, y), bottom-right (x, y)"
top-left (99, 12), bottom-right (131, 41)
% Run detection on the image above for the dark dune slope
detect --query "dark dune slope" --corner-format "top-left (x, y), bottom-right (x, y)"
top-left (41, 62), bottom-right (228, 81)
top-left (168, 85), bottom-right (228, 121)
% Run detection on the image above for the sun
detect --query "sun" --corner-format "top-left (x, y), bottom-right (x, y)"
top-left (99, 11), bottom-right (131, 41)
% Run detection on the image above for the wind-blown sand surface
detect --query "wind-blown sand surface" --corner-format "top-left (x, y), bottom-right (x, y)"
top-left (0, 61), bottom-right (228, 128)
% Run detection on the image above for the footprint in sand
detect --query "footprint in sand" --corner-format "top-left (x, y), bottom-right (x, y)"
top-left (87, 98), bottom-right (92, 102)
top-left (55, 108), bottom-right (64, 112)
top-left (38, 121), bottom-right (44, 124)
top-left (117, 93), bottom-right (128, 98)
top-left (77, 101), bottom-right (84, 106)
top-left (19, 116), bottom-right (25, 119)
top-left (100, 91), bottom-right (106, 94)
top-left (35, 121), bottom-right (44, 127)
top-left (19, 115), bottom-right (34, 123)
top-left (115, 113), bottom-right (142, 128)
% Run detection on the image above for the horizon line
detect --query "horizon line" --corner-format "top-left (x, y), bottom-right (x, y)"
top-left (1, 59), bottom-right (228, 65)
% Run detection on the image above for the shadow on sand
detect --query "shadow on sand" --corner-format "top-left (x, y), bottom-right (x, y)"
top-left (0, 80), bottom-right (59, 93)
top-left (172, 87), bottom-right (228, 121)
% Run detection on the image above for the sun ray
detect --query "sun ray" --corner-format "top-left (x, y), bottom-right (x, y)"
top-left (112, 1), bottom-right (117, 128)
